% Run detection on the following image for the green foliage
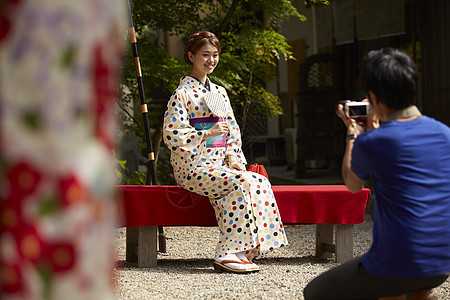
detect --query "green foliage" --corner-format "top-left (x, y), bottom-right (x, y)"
top-left (124, 0), bottom-right (309, 126)
top-left (213, 27), bottom-right (293, 128)
top-left (115, 158), bottom-right (147, 185)
top-left (401, 42), bottom-right (421, 71)
top-left (119, 0), bottom-right (322, 184)
top-left (129, 0), bottom-right (210, 36)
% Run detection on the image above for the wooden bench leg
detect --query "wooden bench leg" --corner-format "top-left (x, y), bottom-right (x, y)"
top-left (316, 224), bottom-right (354, 263)
top-left (138, 225), bottom-right (158, 268)
top-left (335, 224), bottom-right (353, 263)
top-left (126, 227), bottom-right (138, 262)
top-left (316, 223), bottom-right (334, 260)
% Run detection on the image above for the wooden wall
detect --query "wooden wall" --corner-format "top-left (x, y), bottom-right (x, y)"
top-left (420, 0), bottom-right (450, 126)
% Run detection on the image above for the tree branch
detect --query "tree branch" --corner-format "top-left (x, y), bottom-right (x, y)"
top-left (241, 64), bottom-right (254, 133)
top-left (117, 99), bottom-right (146, 137)
top-left (216, 0), bottom-right (241, 38)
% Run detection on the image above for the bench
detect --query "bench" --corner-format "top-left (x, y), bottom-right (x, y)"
top-left (117, 185), bottom-right (371, 268)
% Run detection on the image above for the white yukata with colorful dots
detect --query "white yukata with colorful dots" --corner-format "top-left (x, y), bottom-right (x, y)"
top-left (163, 76), bottom-right (288, 260)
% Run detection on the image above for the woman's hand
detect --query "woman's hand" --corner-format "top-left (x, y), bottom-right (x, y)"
top-left (226, 155), bottom-right (246, 171)
top-left (203, 122), bottom-right (229, 140)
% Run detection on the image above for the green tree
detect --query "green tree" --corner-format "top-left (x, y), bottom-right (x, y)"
top-left (118, 0), bottom-right (327, 184)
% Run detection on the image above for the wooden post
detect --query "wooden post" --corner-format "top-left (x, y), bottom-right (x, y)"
top-left (126, 227), bottom-right (138, 262)
top-left (315, 223), bottom-right (334, 260)
top-left (138, 226), bottom-right (158, 267)
top-left (316, 223), bottom-right (354, 263)
top-left (335, 224), bottom-right (353, 263)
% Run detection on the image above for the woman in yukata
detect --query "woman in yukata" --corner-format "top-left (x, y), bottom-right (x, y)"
top-left (163, 31), bottom-right (288, 274)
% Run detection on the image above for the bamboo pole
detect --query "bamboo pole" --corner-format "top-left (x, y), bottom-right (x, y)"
top-left (126, 0), bottom-right (166, 253)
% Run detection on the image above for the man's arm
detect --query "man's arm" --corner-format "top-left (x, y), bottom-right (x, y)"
top-left (342, 137), bottom-right (365, 193)
top-left (336, 100), bottom-right (378, 193)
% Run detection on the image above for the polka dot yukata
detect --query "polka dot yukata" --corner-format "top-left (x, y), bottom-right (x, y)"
top-left (163, 76), bottom-right (288, 260)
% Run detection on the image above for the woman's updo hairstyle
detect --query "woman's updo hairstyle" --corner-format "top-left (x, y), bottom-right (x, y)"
top-left (184, 31), bottom-right (221, 65)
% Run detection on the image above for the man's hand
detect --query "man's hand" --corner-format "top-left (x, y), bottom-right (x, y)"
top-left (336, 98), bottom-right (380, 134)
top-left (336, 101), bottom-right (368, 193)
top-left (336, 103), bottom-right (365, 136)
top-left (203, 122), bottom-right (229, 140)
top-left (336, 98), bottom-right (380, 135)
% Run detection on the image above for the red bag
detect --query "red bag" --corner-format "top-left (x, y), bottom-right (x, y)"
top-left (247, 163), bottom-right (269, 180)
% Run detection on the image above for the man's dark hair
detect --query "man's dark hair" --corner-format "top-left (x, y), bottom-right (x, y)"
top-left (360, 48), bottom-right (418, 109)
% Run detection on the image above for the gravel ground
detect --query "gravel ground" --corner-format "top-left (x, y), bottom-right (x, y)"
top-left (113, 218), bottom-right (449, 299)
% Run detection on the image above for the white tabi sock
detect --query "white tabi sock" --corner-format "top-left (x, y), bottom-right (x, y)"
top-left (235, 251), bottom-right (259, 270)
top-left (215, 253), bottom-right (248, 270)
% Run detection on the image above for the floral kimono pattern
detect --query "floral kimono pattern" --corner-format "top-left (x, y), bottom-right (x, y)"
top-left (163, 76), bottom-right (288, 260)
top-left (0, 0), bottom-right (125, 298)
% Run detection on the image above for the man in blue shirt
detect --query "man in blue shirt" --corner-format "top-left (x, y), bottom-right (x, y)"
top-left (304, 48), bottom-right (450, 299)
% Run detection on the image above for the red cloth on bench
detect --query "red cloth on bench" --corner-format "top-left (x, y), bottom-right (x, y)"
top-left (117, 185), bottom-right (370, 227)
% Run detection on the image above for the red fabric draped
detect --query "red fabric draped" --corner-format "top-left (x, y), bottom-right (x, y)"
top-left (117, 185), bottom-right (370, 227)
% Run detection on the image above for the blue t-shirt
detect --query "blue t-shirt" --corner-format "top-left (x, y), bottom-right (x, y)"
top-left (352, 116), bottom-right (450, 278)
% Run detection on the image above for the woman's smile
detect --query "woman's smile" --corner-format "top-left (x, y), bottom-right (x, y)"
top-left (189, 43), bottom-right (219, 80)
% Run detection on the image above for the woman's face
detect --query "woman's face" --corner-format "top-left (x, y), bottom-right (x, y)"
top-left (188, 43), bottom-right (219, 77)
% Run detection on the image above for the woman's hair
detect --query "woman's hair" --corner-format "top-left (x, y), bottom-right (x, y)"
top-left (360, 48), bottom-right (418, 109)
top-left (184, 31), bottom-right (221, 65)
